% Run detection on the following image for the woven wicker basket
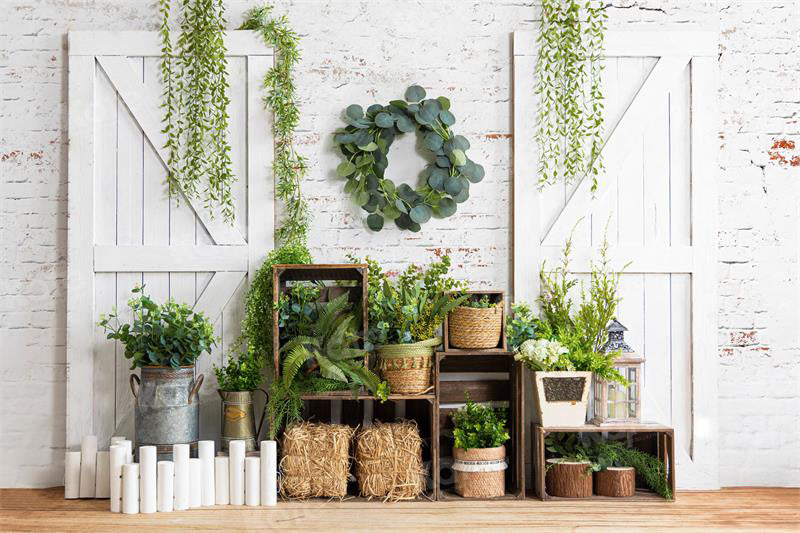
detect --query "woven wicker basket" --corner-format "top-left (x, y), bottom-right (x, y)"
top-left (376, 338), bottom-right (440, 394)
top-left (453, 445), bottom-right (506, 498)
top-left (448, 305), bottom-right (502, 349)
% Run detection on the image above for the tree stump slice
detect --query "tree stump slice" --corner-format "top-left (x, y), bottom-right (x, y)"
top-left (594, 467), bottom-right (636, 497)
top-left (545, 459), bottom-right (592, 498)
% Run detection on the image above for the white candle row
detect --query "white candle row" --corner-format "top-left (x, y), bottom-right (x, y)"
top-left (64, 435), bottom-right (132, 500)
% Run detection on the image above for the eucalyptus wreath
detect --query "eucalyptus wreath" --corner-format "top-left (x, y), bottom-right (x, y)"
top-left (535, 0), bottom-right (607, 192)
top-left (159, 0), bottom-right (236, 223)
top-left (334, 85), bottom-right (485, 232)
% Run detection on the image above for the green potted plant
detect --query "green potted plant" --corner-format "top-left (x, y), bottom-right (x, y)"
top-left (447, 292), bottom-right (504, 350)
top-left (543, 433), bottom-right (594, 498)
top-left (511, 237), bottom-right (627, 427)
top-left (98, 286), bottom-right (216, 459)
top-left (451, 395), bottom-right (510, 498)
top-left (213, 350), bottom-right (267, 453)
top-left (356, 255), bottom-right (466, 394)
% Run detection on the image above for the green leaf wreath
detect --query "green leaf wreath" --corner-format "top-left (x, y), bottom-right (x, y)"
top-left (159, 0), bottom-right (236, 223)
top-left (334, 85), bottom-right (485, 232)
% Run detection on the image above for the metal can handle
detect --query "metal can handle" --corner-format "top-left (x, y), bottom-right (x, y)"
top-left (253, 388), bottom-right (269, 442)
top-left (130, 374), bottom-right (140, 398)
top-left (188, 373), bottom-right (204, 405)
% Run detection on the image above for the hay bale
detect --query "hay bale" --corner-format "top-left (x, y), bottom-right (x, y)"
top-left (355, 420), bottom-right (426, 501)
top-left (280, 422), bottom-right (355, 499)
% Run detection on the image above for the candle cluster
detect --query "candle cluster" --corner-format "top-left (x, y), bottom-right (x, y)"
top-left (65, 436), bottom-right (278, 513)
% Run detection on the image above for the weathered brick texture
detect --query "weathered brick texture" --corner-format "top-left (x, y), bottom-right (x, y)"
top-left (1, 0), bottom-right (797, 487)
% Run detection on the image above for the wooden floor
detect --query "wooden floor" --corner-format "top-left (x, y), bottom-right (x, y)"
top-left (1, 488), bottom-right (797, 532)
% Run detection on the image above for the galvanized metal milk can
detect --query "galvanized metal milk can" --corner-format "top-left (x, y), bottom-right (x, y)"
top-left (130, 366), bottom-right (204, 460)
top-left (219, 389), bottom-right (267, 452)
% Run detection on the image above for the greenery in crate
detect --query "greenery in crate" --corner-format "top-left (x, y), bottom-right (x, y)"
top-left (98, 286), bottom-right (217, 369)
top-left (511, 232), bottom-right (627, 384)
top-left (459, 294), bottom-right (500, 309)
top-left (351, 254), bottom-right (467, 345)
top-left (506, 302), bottom-right (539, 351)
top-left (544, 433), bottom-right (673, 500)
top-left (267, 294), bottom-right (389, 437)
top-left (452, 395), bottom-right (510, 451)
top-left (213, 351), bottom-right (264, 392)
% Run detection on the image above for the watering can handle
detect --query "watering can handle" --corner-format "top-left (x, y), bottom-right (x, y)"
top-left (254, 388), bottom-right (269, 442)
top-left (188, 374), bottom-right (205, 405)
top-left (129, 374), bottom-right (140, 398)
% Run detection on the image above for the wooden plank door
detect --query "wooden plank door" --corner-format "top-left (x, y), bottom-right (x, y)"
top-left (67, 31), bottom-right (274, 450)
top-left (513, 30), bottom-right (719, 489)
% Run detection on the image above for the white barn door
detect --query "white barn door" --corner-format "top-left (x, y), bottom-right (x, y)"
top-left (67, 31), bottom-right (274, 449)
top-left (513, 31), bottom-right (719, 489)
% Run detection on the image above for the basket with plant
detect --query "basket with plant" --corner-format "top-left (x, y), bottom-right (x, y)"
top-left (447, 292), bottom-right (504, 350)
top-left (354, 255), bottom-right (467, 394)
top-left (451, 394), bottom-right (510, 498)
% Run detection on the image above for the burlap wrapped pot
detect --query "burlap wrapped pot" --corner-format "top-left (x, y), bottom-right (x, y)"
top-left (376, 337), bottom-right (440, 394)
top-left (453, 445), bottom-right (507, 498)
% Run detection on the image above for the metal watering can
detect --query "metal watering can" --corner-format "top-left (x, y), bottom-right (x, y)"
top-left (218, 389), bottom-right (268, 452)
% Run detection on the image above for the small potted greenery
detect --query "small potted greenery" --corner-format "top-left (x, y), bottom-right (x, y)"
top-left (213, 350), bottom-right (267, 453)
top-left (510, 237), bottom-right (627, 427)
top-left (447, 292), bottom-right (503, 349)
top-left (98, 286), bottom-right (216, 458)
top-left (451, 395), bottom-right (510, 498)
top-left (356, 255), bottom-right (466, 394)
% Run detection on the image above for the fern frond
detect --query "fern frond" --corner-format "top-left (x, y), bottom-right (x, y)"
top-left (281, 344), bottom-right (314, 387)
top-left (316, 354), bottom-right (348, 382)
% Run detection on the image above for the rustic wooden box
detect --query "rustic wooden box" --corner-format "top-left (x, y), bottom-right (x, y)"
top-left (435, 350), bottom-right (525, 500)
top-left (443, 290), bottom-right (507, 353)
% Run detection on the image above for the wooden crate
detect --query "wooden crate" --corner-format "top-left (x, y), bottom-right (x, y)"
top-left (443, 290), bottom-right (507, 353)
top-left (531, 422), bottom-right (676, 501)
top-left (435, 350), bottom-right (525, 500)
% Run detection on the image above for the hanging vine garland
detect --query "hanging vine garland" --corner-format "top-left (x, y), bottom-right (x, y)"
top-left (334, 85), bottom-right (485, 232)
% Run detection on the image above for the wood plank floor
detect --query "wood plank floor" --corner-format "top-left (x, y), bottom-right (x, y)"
top-left (1, 487), bottom-right (798, 532)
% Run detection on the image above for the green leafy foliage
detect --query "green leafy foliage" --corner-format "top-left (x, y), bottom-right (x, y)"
top-left (213, 350), bottom-right (264, 392)
top-left (333, 86), bottom-right (484, 232)
top-left (240, 4), bottom-right (310, 246)
top-left (506, 302), bottom-right (539, 350)
top-left (266, 294), bottom-right (388, 436)
top-left (350, 254), bottom-right (466, 345)
top-left (159, 0), bottom-right (236, 223)
top-left (535, 0), bottom-right (607, 192)
top-left (452, 395), bottom-right (510, 451)
top-left (98, 286), bottom-right (217, 370)
top-left (274, 282), bottom-right (322, 343)
top-left (460, 294), bottom-right (499, 309)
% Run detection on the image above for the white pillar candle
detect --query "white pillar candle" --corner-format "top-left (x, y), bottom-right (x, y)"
top-left (245, 457), bottom-right (260, 506)
top-left (121, 463), bottom-right (139, 514)
top-left (157, 461), bottom-right (174, 512)
top-left (119, 440), bottom-right (133, 464)
top-left (198, 440), bottom-right (215, 506)
top-left (189, 458), bottom-right (202, 508)
top-left (110, 436), bottom-right (125, 446)
top-left (214, 456), bottom-right (229, 505)
top-left (228, 440), bottom-right (245, 505)
top-left (139, 446), bottom-right (157, 513)
top-left (78, 435), bottom-right (97, 498)
top-left (172, 443), bottom-right (190, 511)
top-left (95, 451), bottom-right (110, 499)
top-left (260, 440), bottom-right (277, 506)
top-left (64, 451), bottom-right (81, 499)
top-left (109, 445), bottom-right (126, 512)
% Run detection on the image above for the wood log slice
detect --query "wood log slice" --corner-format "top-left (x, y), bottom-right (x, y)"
top-left (594, 467), bottom-right (636, 497)
top-left (545, 459), bottom-right (592, 498)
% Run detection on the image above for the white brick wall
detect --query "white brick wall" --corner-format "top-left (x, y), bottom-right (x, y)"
top-left (1, 0), bottom-right (797, 488)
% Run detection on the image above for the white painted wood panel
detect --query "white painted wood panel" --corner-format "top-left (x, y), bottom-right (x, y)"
top-left (67, 31), bottom-right (274, 450)
top-left (512, 31), bottom-right (718, 489)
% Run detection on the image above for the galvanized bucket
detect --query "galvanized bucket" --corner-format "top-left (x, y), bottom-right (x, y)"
top-left (219, 389), bottom-right (267, 453)
top-left (130, 366), bottom-right (203, 461)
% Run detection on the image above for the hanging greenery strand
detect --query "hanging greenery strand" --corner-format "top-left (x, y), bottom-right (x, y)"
top-left (535, 0), bottom-right (607, 192)
top-left (240, 3), bottom-right (310, 246)
top-left (159, 0), bottom-right (236, 223)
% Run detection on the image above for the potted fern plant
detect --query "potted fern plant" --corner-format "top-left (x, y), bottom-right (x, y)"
top-left (511, 237), bottom-right (627, 427)
top-left (213, 350), bottom-right (267, 453)
top-left (357, 255), bottom-right (466, 394)
top-left (98, 286), bottom-right (216, 459)
top-left (451, 395), bottom-right (510, 498)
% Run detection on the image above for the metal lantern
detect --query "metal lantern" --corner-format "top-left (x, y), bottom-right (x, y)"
top-left (591, 320), bottom-right (644, 424)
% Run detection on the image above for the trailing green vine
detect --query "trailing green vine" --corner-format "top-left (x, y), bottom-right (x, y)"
top-left (535, 0), bottom-right (607, 192)
top-left (240, 4), bottom-right (310, 246)
top-left (159, 0), bottom-right (236, 223)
